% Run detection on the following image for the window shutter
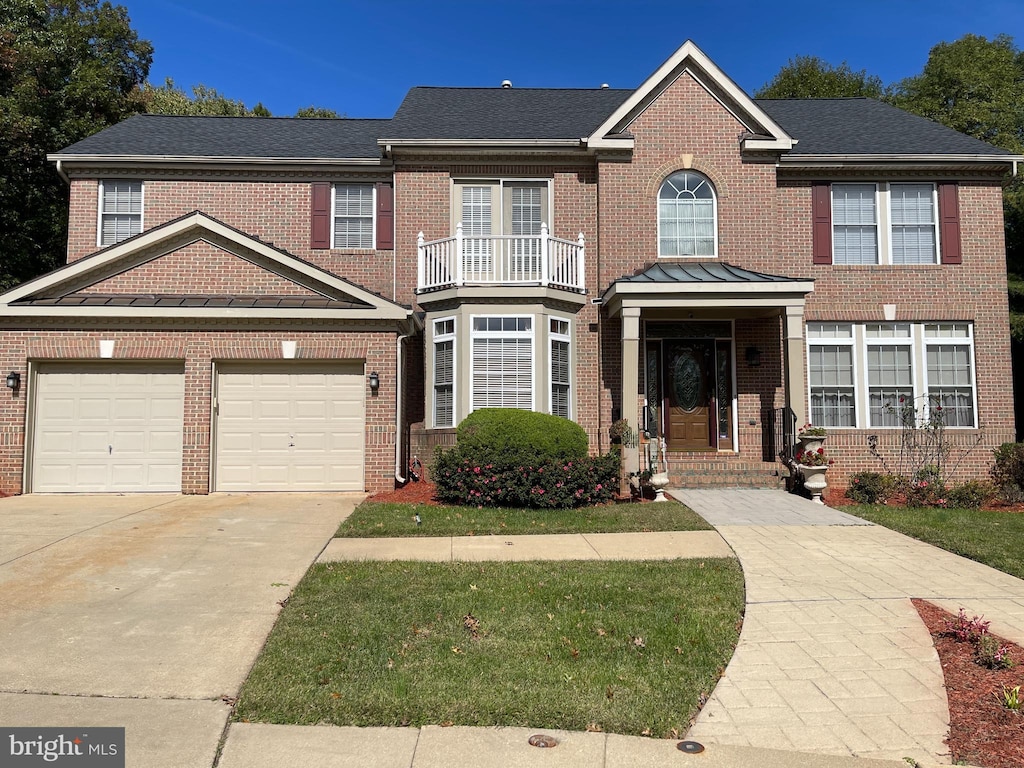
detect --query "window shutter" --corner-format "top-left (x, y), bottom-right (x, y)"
top-left (376, 181), bottom-right (394, 250)
top-left (310, 182), bottom-right (331, 249)
top-left (938, 182), bottom-right (962, 264)
top-left (812, 182), bottom-right (832, 264)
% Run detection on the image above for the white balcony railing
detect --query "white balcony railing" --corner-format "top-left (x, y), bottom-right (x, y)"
top-left (417, 223), bottom-right (585, 293)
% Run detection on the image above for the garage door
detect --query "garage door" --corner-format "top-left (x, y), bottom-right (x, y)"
top-left (32, 363), bottom-right (185, 493)
top-left (214, 363), bottom-right (364, 491)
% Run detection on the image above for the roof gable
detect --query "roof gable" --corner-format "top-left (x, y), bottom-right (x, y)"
top-left (0, 212), bottom-right (411, 321)
top-left (586, 40), bottom-right (795, 152)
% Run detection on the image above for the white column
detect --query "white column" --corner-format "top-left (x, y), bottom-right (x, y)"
top-left (784, 304), bottom-right (807, 430)
top-left (621, 307), bottom-right (642, 476)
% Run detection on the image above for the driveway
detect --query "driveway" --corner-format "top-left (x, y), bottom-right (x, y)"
top-left (0, 493), bottom-right (360, 768)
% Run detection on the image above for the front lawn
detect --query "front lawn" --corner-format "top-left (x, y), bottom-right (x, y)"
top-left (235, 559), bottom-right (743, 737)
top-left (848, 505), bottom-right (1024, 580)
top-left (337, 500), bottom-right (712, 538)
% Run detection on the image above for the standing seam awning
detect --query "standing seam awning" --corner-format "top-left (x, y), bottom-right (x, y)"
top-left (601, 261), bottom-right (814, 317)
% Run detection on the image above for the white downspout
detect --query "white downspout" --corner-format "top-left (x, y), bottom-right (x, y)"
top-left (395, 330), bottom-right (412, 483)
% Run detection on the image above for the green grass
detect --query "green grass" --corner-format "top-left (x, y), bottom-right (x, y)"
top-left (849, 504), bottom-right (1024, 579)
top-left (337, 500), bottom-right (712, 538)
top-left (236, 559), bottom-right (743, 737)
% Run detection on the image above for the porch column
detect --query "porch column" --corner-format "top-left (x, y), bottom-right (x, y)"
top-left (783, 305), bottom-right (807, 429)
top-left (621, 307), bottom-right (641, 476)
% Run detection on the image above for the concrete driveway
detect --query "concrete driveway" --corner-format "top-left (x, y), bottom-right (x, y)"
top-left (0, 492), bottom-right (361, 768)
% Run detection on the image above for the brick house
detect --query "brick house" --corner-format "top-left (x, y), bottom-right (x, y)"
top-left (0, 40), bottom-right (1017, 495)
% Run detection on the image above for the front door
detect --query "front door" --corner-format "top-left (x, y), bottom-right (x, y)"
top-left (664, 340), bottom-right (714, 451)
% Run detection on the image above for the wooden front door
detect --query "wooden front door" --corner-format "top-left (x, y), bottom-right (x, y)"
top-left (664, 340), bottom-right (714, 451)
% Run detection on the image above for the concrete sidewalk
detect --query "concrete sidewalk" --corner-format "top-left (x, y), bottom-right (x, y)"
top-left (676, 488), bottom-right (1024, 765)
top-left (319, 529), bottom-right (733, 562)
top-left (216, 723), bottom-right (954, 768)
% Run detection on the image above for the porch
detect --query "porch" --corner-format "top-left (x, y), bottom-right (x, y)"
top-left (417, 224), bottom-right (586, 293)
top-left (601, 262), bottom-right (814, 484)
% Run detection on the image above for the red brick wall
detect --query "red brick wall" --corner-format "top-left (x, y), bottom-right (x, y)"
top-left (47, 74), bottom-right (1016, 491)
top-left (80, 241), bottom-right (320, 295)
top-left (594, 71), bottom-right (1013, 482)
top-left (67, 175), bottom-right (398, 302)
top-left (0, 327), bottom-right (398, 495)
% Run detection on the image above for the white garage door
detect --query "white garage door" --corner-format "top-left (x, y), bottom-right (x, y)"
top-left (32, 363), bottom-right (185, 493)
top-left (214, 363), bottom-right (365, 491)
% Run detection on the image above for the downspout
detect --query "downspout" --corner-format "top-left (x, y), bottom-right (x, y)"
top-left (395, 329), bottom-right (412, 483)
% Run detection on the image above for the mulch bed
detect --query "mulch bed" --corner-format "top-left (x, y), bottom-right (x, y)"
top-left (912, 599), bottom-right (1024, 768)
top-left (366, 480), bottom-right (442, 505)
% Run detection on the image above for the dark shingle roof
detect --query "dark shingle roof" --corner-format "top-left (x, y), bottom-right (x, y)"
top-left (55, 114), bottom-right (388, 159)
top-left (757, 98), bottom-right (1011, 156)
top-left (617, 262), bottom-right (806, 284)
top-left (385, 87), bottom-right (633, 140)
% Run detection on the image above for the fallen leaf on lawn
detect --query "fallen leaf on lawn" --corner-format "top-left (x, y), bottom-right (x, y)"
top-left (641, 728), bottom-right (652, 736)
top-left (586, 722), bottom-right (603, 733)
top-left (451, 646), bottom-right (463, 654)
top-left (440, 721), bottom-right (454, 727)
top-left (596, 628), bottom-right (606, 637)
top-left (470, 584), bottom-right (478, 590)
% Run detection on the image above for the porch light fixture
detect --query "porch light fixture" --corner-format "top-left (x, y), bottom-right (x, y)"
top-left (6, 371), bottom-right (21, 391)
top-left (745, 346), bottom-right (761, 368)
top-left (368, 371), bottom-right (380, 393)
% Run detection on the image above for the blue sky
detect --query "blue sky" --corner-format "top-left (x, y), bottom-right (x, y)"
top-left (129, 0), bottom-right (1024, 118)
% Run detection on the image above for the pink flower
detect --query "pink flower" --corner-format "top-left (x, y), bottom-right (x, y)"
top-left (474, 466), bottom-right (481, 474)
top-left (596, 484), bottom-right (603, 491)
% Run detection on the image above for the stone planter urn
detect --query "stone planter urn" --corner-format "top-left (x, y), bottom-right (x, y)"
top-left (796, 430), bottom-right (827, 455)
top-left (649, 471), bottom-right (670, 502)
top-left (798, 464), bottom-right (829, 504)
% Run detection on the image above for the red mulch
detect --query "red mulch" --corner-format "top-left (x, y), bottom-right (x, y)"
top-left (366, 481), bottom-right (443, 505)
top-left (912, 599), bottom-right (1024, 768)
top-left (830, 489), bottom-right (1024, 514)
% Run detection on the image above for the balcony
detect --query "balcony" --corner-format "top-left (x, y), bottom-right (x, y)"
top-left (417, 223), bottom-right (585, 293)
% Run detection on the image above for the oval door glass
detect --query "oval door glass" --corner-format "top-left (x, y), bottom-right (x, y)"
top-left (672, 350), bottom-right (703, 411)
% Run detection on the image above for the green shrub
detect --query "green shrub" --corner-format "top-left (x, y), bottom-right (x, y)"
top-left (455, 409), bottom-right (588, 468)
top-left (944, 480), bottom-right (994, 509)
top-left (846, 471), bottom-right (895, 504)
top-left (432, 448), bottom-right (619, 509)
top-left (432, 410), bottom-right (617, 509)
top-left (991, 443), bottom-right (1024, 503)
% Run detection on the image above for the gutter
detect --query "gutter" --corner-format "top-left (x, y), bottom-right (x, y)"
top-left (394, 329), bottom-right (413, 483)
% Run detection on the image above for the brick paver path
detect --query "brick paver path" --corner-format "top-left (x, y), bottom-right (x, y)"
top-left (675, 488), bottom-right (1024, 764)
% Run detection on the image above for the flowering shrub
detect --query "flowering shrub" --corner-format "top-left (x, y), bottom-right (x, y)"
top-left (944, 608), bottom-right (990, 643)
top-left (432, 448), bottom-right (620, 509)
top-left (846, 471), bottom-right (895, 504)
top-left (797, 423), bottom-right (827, 437)
top-left (794, 447), bottom-right (833, 467)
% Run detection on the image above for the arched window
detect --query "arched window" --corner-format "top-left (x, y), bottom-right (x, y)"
top-left (658, 171), bottom-right (717, 257)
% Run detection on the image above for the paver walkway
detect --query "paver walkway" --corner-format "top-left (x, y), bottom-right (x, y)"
top-left (674, 488), bottom-right (1024, 764)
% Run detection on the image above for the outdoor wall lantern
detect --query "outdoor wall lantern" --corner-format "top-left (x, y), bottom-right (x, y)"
top-left (745, 347), bottom-right (761, 368)
top-left (368, 371), bottom-right (380, 393)
top-left (6, 371), bottom-right (21, 392)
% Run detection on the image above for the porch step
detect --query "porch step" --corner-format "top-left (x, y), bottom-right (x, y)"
top-left (665, 457), bottom-right (788, 489)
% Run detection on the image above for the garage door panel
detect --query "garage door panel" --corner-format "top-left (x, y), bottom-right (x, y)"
top-left (214, 363), bottom-right (364, 491)
top-left (32, 363), bottom-right (184, 493)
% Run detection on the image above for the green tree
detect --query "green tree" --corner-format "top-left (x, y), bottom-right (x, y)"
top-left (889, 34), bottom-right (1024, 154)
top-left (755, 55), bottom-right (883, 99)
top-left (0, 0), bottom-right (152, 289)
top-left (295, 105), bottom-right (341, 118)
top-left (141, 77), bottom-right (268, 116)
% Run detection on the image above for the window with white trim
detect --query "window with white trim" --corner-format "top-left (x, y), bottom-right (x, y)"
top-left (471, 316), bottom-right (533, 411)
top-left (807, 323), bottom-right (856, 427)
top-left (433, 318), bottom-right (456, 428)
top-left (807, 322), bottom-right (976, 428)
top-left (98, 180), bottom-right (143, 246)
top-left (831, 183), bottom-right (939, 265)
top-left (550, 318), bottom-right (571, 419)
top-left (332, 184), bottom-right (374, 249)
top-left (658, 170), bottom-right (717, 257)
